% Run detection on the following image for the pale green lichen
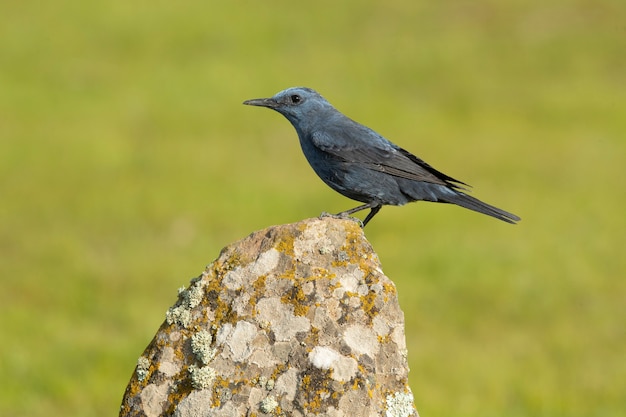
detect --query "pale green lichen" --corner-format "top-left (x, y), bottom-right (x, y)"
top-left (183, 278), bottom-right (204, 309)
top-left (191, 330), bottom-right (216, 365)
top-left (136, 356), bottom-right (150, 382)
top-left (166, 278), bottom-right (206, 328)
top-left (165, 305), bottom-right (192, 328)
top-left (318, 245), bottom-right (332, 255)
top-left (188, 364), bottom-right (216, 390)
top-left (385, 391), bottom-right (415, 417)
top-left (260, 395), bottom-right (279, 413)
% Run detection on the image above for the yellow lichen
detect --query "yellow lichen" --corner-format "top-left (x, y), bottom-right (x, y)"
top-left (293, 302), bottom-right (309, 317)
top-left (299, 370), bottom-right (334, 413)
top-left (270, 364), bottom-right (288, 381)
top-left (331, 259), bottom-right (348, 268)
top-left (275, 234), bottom-right (295, 257)
top-left (351, 377), bottom-right (361, 391)
top-left (210, 375), bottom-right (233, 408)
top-left (253, 274), bottom-right (267, 292)
top-left (382, 281), bottom-right (396, 296)
top-left (219, 250), bottom-right (242, 272)
top-left (280, 281), bottom-right (311, 317)
top-left (360, 289), bottom-right (378, 319)
top-left (164, 374), bottom-right (194, 416)
top-left (249, 275), bottom-right (267, 317)
top-left (301, 374), bottom-right (311, 387)
top-left (308, 326), bottom-right (320, 346)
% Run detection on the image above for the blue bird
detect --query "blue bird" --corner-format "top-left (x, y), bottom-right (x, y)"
top-left (244, 87), bottom-right (520, 227)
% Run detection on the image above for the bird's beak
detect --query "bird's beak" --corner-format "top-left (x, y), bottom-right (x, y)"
top-left (243, 97), bottom-right (277, 108)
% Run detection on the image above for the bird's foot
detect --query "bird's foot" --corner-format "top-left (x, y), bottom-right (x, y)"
top-left (318, 212), bottom-right (364, 228)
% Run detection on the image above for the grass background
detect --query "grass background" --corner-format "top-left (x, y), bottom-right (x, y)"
top-left (1, 0), bottom-right (624, 416)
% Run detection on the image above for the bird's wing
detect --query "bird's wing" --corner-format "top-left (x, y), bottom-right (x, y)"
top-left (311, 119), bottom-right (468, 189)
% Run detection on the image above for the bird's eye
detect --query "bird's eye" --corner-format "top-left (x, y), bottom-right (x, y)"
top-left (290, 94), bottom-right (301, 104)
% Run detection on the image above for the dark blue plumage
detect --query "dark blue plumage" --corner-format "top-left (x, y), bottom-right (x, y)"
top-left (244, 87), bottom-right (520, 226)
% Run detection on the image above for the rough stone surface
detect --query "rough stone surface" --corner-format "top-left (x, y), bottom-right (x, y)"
top-left (119, 217), bottom-right (418, 417)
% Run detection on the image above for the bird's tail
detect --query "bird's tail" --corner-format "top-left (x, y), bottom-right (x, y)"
top-left (443, 192), bottom-right (521, 224)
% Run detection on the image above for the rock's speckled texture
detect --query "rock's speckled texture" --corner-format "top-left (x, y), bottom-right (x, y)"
top-left (119, 217), bottom-right (418, 417)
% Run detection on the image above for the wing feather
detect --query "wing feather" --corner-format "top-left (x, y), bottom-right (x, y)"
top-left (311, 120), bottom-right (468, 190)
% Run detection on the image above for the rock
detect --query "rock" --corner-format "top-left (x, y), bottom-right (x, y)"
top-left (119, 217), bottom-right (418, 417)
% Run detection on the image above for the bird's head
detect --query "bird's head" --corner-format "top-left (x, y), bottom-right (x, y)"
top-left (243, 87), bottom-right (333, 125)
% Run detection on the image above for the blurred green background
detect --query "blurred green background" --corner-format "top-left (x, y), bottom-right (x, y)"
top-left (1, 0), bottom-right (624, 416)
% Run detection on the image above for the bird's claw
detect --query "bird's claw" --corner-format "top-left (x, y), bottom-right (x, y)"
top-left (318, 212), bottom-right (364, 228)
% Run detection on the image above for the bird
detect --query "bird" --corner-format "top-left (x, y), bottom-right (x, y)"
top-left (243, 87), bottom-right (520, 227)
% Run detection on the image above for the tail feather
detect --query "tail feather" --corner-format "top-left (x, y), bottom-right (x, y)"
top-left (443, 192), bottom-right (521, 224)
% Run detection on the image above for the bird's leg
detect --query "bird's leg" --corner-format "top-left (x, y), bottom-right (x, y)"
top-left (335, 203), bottom-right (373, 216)
top-left (362, 205), bottom-right (382, 227)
